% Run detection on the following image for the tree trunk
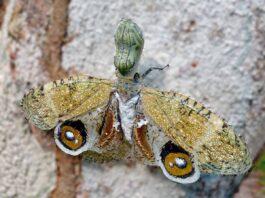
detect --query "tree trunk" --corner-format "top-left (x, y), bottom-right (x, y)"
top-left (0, 1), bottom-right (264, 198)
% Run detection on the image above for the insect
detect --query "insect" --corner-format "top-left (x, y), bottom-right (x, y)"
top-left (21, 19), bottom-right (252, 184)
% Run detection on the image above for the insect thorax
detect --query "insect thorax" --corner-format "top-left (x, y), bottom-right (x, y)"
top-left (115, 74), bottom-right (141, 100)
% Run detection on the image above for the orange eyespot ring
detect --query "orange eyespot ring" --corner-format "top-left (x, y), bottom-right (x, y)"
top-left (161, 141), bottom-right (194, 178)
top-left (58, 120), bottom-right (87, 151)
top-left (164, 153), bottom-right (193, 177)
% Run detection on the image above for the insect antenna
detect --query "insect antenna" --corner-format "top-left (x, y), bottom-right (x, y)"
top-left (141, 64), bottom-right (169, 79)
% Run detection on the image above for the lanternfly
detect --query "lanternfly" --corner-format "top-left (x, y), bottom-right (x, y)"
top-left (21, 19), bottom-right (252, 184)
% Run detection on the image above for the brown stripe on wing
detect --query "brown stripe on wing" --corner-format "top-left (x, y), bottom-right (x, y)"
top-left (98, 108), bottom-right (116, 147)
top-left (134, 114), bottom-right (154, 160)
top-left (97, 92), bottom-right (124, 149)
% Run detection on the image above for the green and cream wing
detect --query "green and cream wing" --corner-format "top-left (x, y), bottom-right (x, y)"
top-left (21, 75), bottom-right (113, 130)
top-left (141, 87), bottom-right (252, 175)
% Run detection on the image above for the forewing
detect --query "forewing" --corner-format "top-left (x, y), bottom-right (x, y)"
top-left (21, 75), bottom-right (113, 130)
top-left (141, 87), bottom-right (252, 174)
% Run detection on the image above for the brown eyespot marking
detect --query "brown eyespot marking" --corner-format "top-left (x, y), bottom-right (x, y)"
top-left (161, 141), bottom-right (194, 178)
top-left (57, 120), bottom-right (87, 151)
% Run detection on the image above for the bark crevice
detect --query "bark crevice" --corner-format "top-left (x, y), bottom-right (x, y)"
top-left (41, 1), bottom-right (82, 198)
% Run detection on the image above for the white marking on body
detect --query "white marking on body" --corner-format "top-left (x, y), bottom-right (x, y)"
top-left (113, 121), bottom-right (120, 130)
top-left (115, 92), bottom-right (139, 142)
top-left (137, 119), bottom-right (148, 128)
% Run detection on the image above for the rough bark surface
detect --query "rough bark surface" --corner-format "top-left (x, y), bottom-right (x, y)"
top-left (0, 1), bottom-right (265, 198)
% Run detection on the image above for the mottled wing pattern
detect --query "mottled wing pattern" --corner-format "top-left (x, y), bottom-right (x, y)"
top-left (21, 75), bottom-right (113, 130)
top-left (141, 87), bottom-right (252, 174)
top-left (82, 142), bottom-right (131, 163)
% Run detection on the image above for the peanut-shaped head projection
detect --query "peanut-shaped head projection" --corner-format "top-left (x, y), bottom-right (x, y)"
top-left (114, 19), bottom-right (144, 76)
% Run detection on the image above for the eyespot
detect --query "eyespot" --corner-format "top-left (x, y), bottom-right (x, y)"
top-left (54, 120), bottom-right (88, 156)
top-left (164, 152), bottom-right (193, 177)
top-left (158, 141), bottom-right (200, 183)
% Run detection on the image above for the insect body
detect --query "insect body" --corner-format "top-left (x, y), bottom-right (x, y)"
top-left (21, 19), bottom-right (252, 184)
